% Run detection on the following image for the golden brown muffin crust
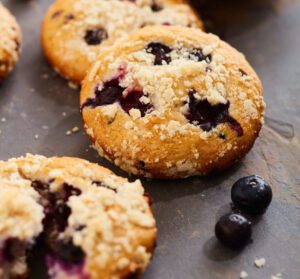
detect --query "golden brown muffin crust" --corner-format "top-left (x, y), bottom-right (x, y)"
top-left (80, 26), bottom-right (265, 179)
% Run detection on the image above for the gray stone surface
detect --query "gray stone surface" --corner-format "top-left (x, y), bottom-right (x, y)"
top-left (0, 0), bottom-right (299, 278)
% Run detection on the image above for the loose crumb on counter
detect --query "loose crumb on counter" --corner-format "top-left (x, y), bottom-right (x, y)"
top-left (68, 81), bottom-right (79, 90)
top-left (71, 126), bottom-right (79, 133)
top-left (254, 258), bottom-right (266, 268)
top-left (271, 273), bottom-right (282, 279)
top-left (240, 270), bottom-right (248, 279)
top-left (66, 126), bottom-right (80, 136)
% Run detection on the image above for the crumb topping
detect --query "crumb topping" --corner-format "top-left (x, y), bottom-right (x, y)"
top-left (0, 3), bottom-right (21, 78)
top-left (0, 185), bottom-right (43, 242)
top-left (0, 154), bottom-right (156, 278)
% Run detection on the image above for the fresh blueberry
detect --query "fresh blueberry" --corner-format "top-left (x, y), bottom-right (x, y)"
top-left (146, 42), bottom-right (172, 65)
top-left (50, 239), bottom-right (85, 264)
top-left (215, 213), bottom-right (252, 249)
top-left (84, 28), bottom-right (108, 45)
top-left (185, 90), bottom-right (243, 136)
top-left (231, 175), bottom-right (272, 214)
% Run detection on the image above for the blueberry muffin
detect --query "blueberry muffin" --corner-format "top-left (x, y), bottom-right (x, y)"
top-left (80, 26), bottom-right (265, 179)
top-left (0, 154), bottom-right (156, 278)
top-left (0, 3), bottom-right (21, 81)
top-left (41, 0), bottom-right (203, 84)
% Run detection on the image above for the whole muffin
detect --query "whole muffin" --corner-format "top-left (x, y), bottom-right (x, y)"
top-left (80, 26), bottom-right (265, 179)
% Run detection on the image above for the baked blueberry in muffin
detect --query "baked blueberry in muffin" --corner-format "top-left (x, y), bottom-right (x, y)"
top-left (0, 154), bottom-right (156, 278)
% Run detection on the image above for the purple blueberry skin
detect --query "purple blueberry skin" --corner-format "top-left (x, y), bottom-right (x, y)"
top-left (81, 78), bottom-right (123, 109)
top-left (32, 181), bottom-right (82, 232)
top-left (30, 181), bottom-right (89, 274)
top-left (145, 43), bottom-right (211, 65)
top-left (231, 175), bottom-right (272, 214)
top-left (84, 28), bottom-right (108, 45)
top-left (47, 254), bottom-right (89, 279)
top-left (188, 48), bottom-right (211, 63)
top-left (81, 78), bottom-right (153, 117)
top-left (120, 90), bottom-right (153, 116)
top-left (146, 42), bottom-right (172, 65)
top-left (185, 91), bottom-right (243, 136)
top-left (215, 213), bottom-right (252, 249)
